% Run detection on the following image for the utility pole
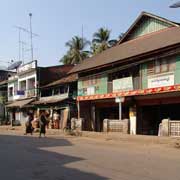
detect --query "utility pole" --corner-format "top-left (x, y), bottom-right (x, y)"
top-left (29, 13), bottom-right (33, 61)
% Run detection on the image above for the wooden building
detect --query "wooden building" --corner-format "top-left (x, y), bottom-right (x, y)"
top-left (6, 61), bottom-right (74, 126)
top-left (33, 73), bottom-right (77, 129)
top-left (70, 12), bottom-right (180, 135)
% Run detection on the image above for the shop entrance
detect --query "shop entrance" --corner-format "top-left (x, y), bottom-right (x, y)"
top-left (95, 105), bottom-right (129, 132)
top-left (138, 103), bottom-right (180, 135)
top-left (96, 106), bottom-right (119, 132)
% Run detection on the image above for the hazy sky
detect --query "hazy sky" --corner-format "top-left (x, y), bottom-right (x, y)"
top-left (0, 0), bottom-right (179, 67)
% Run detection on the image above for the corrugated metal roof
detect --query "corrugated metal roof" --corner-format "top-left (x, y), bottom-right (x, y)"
top-left (70, 27), bottom-right (180, 74)
top-left (42, 73), bottom-right (78, 88)
top-left (6, 98), bottom-right (35, 108)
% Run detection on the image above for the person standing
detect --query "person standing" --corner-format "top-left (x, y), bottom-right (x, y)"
top-left (39, 110), bottom-right (47, 138)
top-left (24, 112), bottom-right (33, 135)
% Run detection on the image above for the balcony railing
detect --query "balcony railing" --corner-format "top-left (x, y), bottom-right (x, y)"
top-left (8, 88), bottom-right (37, 101)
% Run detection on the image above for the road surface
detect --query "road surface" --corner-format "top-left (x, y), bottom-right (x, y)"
top-left (0, 131), bottom-right (180, 180)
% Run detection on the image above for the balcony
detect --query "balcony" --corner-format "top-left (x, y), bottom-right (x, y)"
top-left (8, 88), bottom-right (37, 101)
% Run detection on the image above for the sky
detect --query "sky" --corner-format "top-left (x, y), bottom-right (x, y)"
top-left (0, 0), bottom-right (180, 67)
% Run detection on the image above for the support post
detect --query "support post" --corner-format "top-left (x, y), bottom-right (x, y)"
top-left (119, 102), bottom-right (122, 120)
top-left (77, 101), bottom-right (80, 119)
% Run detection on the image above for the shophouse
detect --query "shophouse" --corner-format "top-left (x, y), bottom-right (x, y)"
top-left (70, 12), bottom-right (180, 135)
top-left (0, 70), bottom-right (15, 123)
top-left (6, 60), bottom-right (74, 125)
top-left (33, 73), bottom-right (77, 129)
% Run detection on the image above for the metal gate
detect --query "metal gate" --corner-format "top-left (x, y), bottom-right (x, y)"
top-left (169, 121), bottom-right (180, 137)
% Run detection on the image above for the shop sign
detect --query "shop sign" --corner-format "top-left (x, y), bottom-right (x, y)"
top-left (115, 97), bottom-right (125, 103)
top-left (17, 61), bottom-right (36, 73)
top-left (87, 86), bottom-right (95, 95)
top-left (148, 74), bottom-right (174, 88)
top-left (113, 77), bottom-right (133, 92)
top-left (16, 90), bottom-right (25, 96)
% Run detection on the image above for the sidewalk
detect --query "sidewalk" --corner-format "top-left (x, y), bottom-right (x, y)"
top-left (0, 125), bottom-right (180, 148)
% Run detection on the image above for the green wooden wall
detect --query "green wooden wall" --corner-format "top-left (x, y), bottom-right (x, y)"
top-left (140, 55), bottom-right (180, 89)
top-left (129, 17), bottom-right (171, 40)
top-left (78, 74), bottom-right (108, 96)
top-left (141, 64), bottom-right (148, 89)
top-left (175, 55), bottom-right (180, 84)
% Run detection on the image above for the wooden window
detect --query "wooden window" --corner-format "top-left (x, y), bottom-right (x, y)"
top-left (161, 59), bottom-right (168, 72)
top-left (169, 58), bottom-right (176, 72)
top-left (147, 61), bottom-right (154, 75)
top-left (155, 60), bottom-right (160, 73)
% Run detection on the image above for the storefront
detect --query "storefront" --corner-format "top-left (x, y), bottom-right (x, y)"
top-left (33, 96), bottom-right (77, 129)
top-left (136, 92), bottom-right (180, 135)
top-left (6, 98), bottom-right (35, 125)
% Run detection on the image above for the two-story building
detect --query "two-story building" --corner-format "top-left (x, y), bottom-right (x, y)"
top-left (33, 73), bottom-right (77, 129)
top-left (0, 69), bottom-right (15, 124)
top-left (6, 60), bottom-right (74, 125)
top-left (70, 12), bottom-right (180, 135)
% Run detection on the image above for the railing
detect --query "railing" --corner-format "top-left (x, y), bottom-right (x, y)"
top-left (8, 88), bottom-right (37, 101)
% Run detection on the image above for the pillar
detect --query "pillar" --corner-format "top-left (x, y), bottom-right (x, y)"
top-left (129, 105), bottom-right (137, 135)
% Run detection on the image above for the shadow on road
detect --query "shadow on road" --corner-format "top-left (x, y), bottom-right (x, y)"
top-left (0, 134), bottom-right (108, 180)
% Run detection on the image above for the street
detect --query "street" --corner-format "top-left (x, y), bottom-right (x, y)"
top-left (0, 131), bottom-right (180, 180)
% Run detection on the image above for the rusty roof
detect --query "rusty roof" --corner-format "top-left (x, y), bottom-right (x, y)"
top-left (42, 73), bottom-right (78, 88)
top-left (6, 98), bottom-right (35, 108)
top-left (70, 27), bottom-right (180, 74)
top-left (32, 95), bottom-right (68, 105)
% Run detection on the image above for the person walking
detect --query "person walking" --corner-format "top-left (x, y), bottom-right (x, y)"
top-left (39, 110), bottom-right (47, 138)
top-left (24, 112), bottom-right (33, 135)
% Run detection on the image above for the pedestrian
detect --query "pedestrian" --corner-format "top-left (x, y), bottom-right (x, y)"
top-left (39, 110), bottom-right (47, 138)
top-left (24, 112), bottom-right (33, 135)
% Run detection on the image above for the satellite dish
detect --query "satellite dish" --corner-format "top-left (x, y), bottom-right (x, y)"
top-left (170, 1), bottom-right (180, 8)
top-left (8, 61), bottom-right (22, 70)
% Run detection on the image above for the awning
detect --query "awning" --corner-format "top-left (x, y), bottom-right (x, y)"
top-left (32, 95), bottom-right (68, 105)
top-left (6, 98), bottom-right (35, 108)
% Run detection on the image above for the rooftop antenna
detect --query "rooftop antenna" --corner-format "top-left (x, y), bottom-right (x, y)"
top-left (14, 25), bottom-right (39, 62)
top-left (81, 24), bottom-right (84, 49)
top-left (29, 13), bottom-right (33, 61)
top-left (20, 41), bottom-right (27, 64)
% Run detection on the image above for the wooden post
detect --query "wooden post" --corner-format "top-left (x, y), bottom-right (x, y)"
top-left (77, 101), bottom-right (80, 119)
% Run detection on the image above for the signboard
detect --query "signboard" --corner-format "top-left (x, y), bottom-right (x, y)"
top-left (115, 97), bottom-right (125, 103)
top-left (16, 90), bottom-right (25, 96)
top-left (87, 86), bottom-right (95, 95)
top-left (148, 74), bottom-right (174, 88)
top-left (113, 77), bottom-right (133, 92)
top-left (17, 61), bottom-right (36, 73)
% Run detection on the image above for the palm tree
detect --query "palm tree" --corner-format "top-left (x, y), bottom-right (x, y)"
top-left (60, 36), bottom-right (90, 64)
top-left (92, 28), bottom-right (117, 54)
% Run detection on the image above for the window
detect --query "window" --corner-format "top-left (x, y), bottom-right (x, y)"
top-left (53, 88), bottom-right (59, 95)
top-left (161, 59), bottom-right (168, 72)
top-left (9, 87), bottom-right (13, 97)
top-left (148, 57), bottom-right (176, 75)
top-left (155, 60), bottom-right (160, 73)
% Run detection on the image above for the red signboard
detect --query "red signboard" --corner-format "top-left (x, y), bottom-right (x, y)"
top-left (77, 84), bottom-right (180, 101)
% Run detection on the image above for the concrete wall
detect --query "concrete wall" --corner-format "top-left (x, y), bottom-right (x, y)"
top-left (103, 119), bottom-right (129, 134)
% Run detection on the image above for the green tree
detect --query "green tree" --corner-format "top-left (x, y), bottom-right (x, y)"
top-left (60, 36), bottom-right (90, 64)
top-left (92, 28), bottom-right (117, 54)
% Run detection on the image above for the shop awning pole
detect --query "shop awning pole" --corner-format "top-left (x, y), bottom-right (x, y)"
top-left (77, 101), bottom-right (80, 119)
top-left (119, 102), bottom-right (122, 121)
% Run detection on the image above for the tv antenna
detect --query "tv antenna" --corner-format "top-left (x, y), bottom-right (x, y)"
top-left (14, 13), bottom-right (39, 62)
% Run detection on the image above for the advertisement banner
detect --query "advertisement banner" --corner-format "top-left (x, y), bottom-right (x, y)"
top-left (113, 77), bottom-right (133, 92)
top-left (148, 74), bottom-right (174, 88)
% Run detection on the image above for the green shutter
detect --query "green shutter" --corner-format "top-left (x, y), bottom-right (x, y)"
top-left (175, 55), bottom-right (180, 84)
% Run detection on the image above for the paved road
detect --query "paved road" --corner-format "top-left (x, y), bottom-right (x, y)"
top-left (0, 132), bottom-right (180, 180)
